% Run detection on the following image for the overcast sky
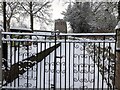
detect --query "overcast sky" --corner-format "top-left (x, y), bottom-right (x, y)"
top-left (43, 0), bottom-right (69, 30)
top-left (51, 0), bottom-right (68, 20)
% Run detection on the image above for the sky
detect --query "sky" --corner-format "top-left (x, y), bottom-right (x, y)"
top-left (43, 0), bottom-right (69, 31)
top-left (51, 0), bottom-right (68, 20)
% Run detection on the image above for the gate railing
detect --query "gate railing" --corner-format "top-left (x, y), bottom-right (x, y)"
top-left (0, 31), bottom-right (117, 89)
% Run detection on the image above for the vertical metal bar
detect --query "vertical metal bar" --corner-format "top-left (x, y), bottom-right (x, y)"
top-left (43, 36), bottom-right (47, 89)
top-left (10, 35), bottom-right (12, 87)
top-left (113, 32), bottom-right (117, 90)
top-left (60, 40), bottom-right (62, 89)
top-left (107, 43), bottom-right (110, 89)
top-left (83, 43), bottom-right (85, 90)
top-left (93, 42), bottom-right (95, 89)
top-left (18, 41), bottom-right (20, 87)
top-left (49, 42), bottom-right (51, 89)
top-left (73, 37), bottom-right (75, 89)
top-left (36, 41), bottom-right (38, 88)
top-left (27, 41), bottom-right (29, 88)
top-left (40, 42), bottom-right (42, 88)
top-left (54, 32), bottom-right (57, 89)
top-left (0, 29), bottom-right (2, 89)
top-left (14, 42), bottom-right (16, 87)
top-left (102, 36), bottom-right (105, 89)
top-left (69, 42), bottom-right (71, 89)
top-left (65, 36), bottom-right (66, 89)
top-left (97, 42), bottom-right (100, 89)
top-left (78, 43), bottom-right (80, 89)
top-left (43, 41), bottom-right (45, 89)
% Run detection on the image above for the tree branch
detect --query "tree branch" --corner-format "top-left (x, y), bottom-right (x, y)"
top-left (33, 2), bottom-right (50, 14)
top-left (20, 2), bottom-right (31, 14)
top-left (93, 2), bottom-right (103, 13)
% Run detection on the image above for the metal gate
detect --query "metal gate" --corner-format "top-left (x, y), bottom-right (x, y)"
top-left (0, 31), bottom-right (116, 89)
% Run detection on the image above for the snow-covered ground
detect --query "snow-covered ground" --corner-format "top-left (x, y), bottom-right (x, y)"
top-left (2, 32), bottom-right (115, 88)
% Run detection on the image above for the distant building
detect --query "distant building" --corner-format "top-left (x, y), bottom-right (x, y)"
top-left (54, 19), bottom-right (67, 33)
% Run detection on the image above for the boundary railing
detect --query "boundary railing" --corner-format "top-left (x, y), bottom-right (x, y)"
top-left (0, 31), bottom-right (117, 89)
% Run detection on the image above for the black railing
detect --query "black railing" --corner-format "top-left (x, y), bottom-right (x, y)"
top-left (1, 31), bottom-right (116, 89)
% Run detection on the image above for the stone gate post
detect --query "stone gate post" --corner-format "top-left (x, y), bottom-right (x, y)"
top-left (115, 21), bottom-right (120, 89)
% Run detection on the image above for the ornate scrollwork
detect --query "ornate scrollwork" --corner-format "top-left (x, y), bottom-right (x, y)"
top-left (72, 43), bottom-right (95, 84)
top-left (43, 61), bottom-right (66, 74)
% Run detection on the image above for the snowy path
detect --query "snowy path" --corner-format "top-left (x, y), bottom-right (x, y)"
top-left (4, 42), bottom-right (108, 88)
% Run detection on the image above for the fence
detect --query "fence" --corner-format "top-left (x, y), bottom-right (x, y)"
top-left (0, 31), bottom-right (116, 89)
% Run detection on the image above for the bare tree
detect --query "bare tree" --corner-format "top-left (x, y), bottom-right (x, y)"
top-left (0, 1), bottom-right (52, 31)
top-left (20, 1), bottom-right (52, 30)
top-left (0, 2), bottom-right (21, 31)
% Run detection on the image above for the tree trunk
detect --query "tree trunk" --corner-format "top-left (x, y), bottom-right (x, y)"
top-left (3, 2), bottom-right (7, 62)
top-left (30, 2), bottom-right (33, 32)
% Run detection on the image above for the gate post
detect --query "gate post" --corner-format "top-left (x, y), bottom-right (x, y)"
top-left (115, 22), bottom-right (120, 89)
top-left (0, 29), bottom-right (2, 89)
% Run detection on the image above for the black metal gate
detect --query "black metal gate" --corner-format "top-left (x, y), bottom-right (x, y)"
top-left (1, 31), bottom-right (116, 89)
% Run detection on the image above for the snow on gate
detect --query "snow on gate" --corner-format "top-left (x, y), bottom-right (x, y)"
top-left (2, 32), bottom-right (116, 89)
